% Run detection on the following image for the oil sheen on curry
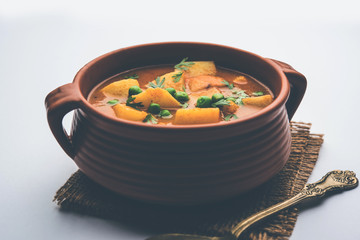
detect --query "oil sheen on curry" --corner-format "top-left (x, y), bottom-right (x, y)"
top-left (88, 59), bottom-right (274, 125)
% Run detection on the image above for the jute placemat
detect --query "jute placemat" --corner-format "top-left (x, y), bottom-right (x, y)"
top-left (54, 122), bottom-right (323, 240)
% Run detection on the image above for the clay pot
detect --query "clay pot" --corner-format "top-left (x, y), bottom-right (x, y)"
top-left (45, 42), bottom-right (306, 205)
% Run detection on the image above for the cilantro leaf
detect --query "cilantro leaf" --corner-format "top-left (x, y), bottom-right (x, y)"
top-left (221, 80), bottom-right (234, 89)
top-left (181, 102), bottom-right (189, 109)
top-left (172, 72), bottom-right (183, 83)
top-left (124, 74), bottom-right (139, 79)
top-left (107, 99), bottom-right (119, 105)
top-left (174, 57), bottom-right (195, 71)
top-left (149, 77), bottom-right (165, 89)
top-left (126, 96), bottom-right (144, 110)
top-left (224, 114), bottom-right (238, 121)
top-left (234, 98), bottom-right (244, 106)
top-left (211, 99), bottom-right (230, 108)
top-left (253, 91), bottom-right (264, 96)
top-left (231, 90), bottom-right (249, 106)
top-left (182, 85), bottom-right (186, 92)
top-left (143, 114), bottom-right (158, 124)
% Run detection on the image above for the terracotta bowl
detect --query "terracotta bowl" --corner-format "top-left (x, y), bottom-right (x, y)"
top-left (45, 42), bottom-right (306, 205)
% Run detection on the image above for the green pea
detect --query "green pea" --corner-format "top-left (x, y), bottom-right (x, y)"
top-left (165, 88), bottom-right (176, 97)
top-left (174, 91), bottom-right (189, 102)
top-left (226, 97), bottom-right (236, 102)
top-left (160, 109), bottom-right (171, 117)
top-left (211, 93), bottom-right (224, 102)
top-left (148, 103), bottom-right (161, 114)
top-left (196, 96), bottom-right (212, 108)
top-left (128, 86), bottom-right (142, 96)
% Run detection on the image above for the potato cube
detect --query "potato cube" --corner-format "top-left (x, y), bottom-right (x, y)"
top-left (187, 75), bottom-right (225, 92)
top-left (233, 76), bottom-right (248, 85)
top-left (222, 101), bottom-right (239, 115)
top-left (112, 104), bottom-right (147, 121)
top-left (190, 87), bottom-right (221, 98)
top-left (133, 88), bottom-right (181, 108)
top-left (150, 70), bottom-right (185, 91)
top-left (101, 79), bottom-right (139, 96)
top-left (174, 108), bottom-right (220, 125)
top-left (183, 61), bottom-right (216, 78)
top-left (242, 95), bottom-right (273, 107)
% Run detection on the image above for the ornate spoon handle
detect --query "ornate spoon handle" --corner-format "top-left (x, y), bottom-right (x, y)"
top-left (231, 170), bottom-right (358, 238)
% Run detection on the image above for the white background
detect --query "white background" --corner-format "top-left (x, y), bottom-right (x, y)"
top-left (1, 1), bottom-right (360, 239)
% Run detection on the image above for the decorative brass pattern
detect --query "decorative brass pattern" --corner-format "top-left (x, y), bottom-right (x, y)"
top-left (146, 170), bottom-right (358, 240)
top-left (300, 170), bottom-right (358, 198)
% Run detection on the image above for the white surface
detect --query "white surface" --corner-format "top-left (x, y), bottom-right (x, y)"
top-left (1, 1), bottom-right (360, 239)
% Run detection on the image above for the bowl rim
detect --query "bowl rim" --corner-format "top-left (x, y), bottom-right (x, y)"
top-left (73, 41), bottom-right (290, 130)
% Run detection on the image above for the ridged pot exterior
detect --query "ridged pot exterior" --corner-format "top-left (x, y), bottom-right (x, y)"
top-left (70, 105), bottom-right (291, 205)
top-left (46, 42), bottom-right (306, 205)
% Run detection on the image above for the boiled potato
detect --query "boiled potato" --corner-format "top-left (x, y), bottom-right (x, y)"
top-left (112, 104), bottom-right (147, 121)
top-left (190, 87), bottom-right (221, 98)
top-left (187, 75), bottom-right (225, 91)
top-left (150, 70), bottom-right (184, 91)
top-left (233, 76), bottom-right (248, 85)
top-left (173, 108), bottom-right (220, 125)
top-left (222, 101), bottom-right (239, 115)
top-left (242, 95), bottom-right (273, 107)
top-left (101, 79), bottom-right (139, 96)
top-left (133, 88), bottom-right (181, 108)
top-left (183, 61), bottom-right (216, 78)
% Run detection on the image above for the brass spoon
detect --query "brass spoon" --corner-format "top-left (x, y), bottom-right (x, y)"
top-left (147, 170), bottom-right (358, 240)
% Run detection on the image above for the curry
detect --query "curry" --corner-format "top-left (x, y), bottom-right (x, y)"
top-left (88, 59), bottom-right (274, 125)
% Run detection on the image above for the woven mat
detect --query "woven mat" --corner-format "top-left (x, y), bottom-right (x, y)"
top-left (54, 122), bottom-right (323, 240)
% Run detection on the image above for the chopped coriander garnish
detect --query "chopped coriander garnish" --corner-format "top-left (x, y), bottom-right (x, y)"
top-left (224, 114), bottom-right (238, 121)
top-left (232, 90), bottom-right (248, 97)
top-left (253, 91), bottom-right (264, 96)
top-left (124, 73), bottom-right (139, 79)
top-left (172, 72), bottom-right (183, 83)
top-left (107, 99), bottom-right (119, 105)
top-left (221, 80), bottom-right (234, 89)
top-left (149, 77), bottom-right (165, 89)
top-left (126, 96), bottom-right (144, 110)
top-left (174, 57), bottom-right (195, 71)
top-left (235, 98), bottom-right (244, 106)
top-left (181, 102), bottom-right (189, 109)
top-left (182, 85), bottom-right (186, 92)
top-left (143, 114), bottom-right (158, 124)
top-left (211, 99), bottom-right (230, 108)
top-left (231, 90), bottom-right (249, 106)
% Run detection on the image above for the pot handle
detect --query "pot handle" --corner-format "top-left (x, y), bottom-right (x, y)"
top-left (267, 59), bottom-right (307, 120)
top-left (45, 83), bottom-right (83, 159)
